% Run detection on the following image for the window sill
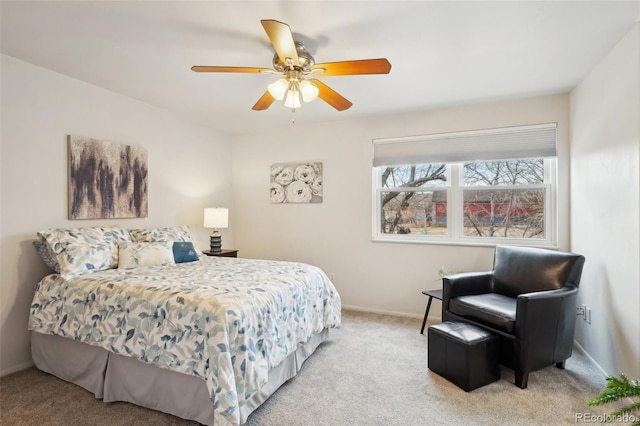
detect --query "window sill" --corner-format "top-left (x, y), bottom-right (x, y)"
top-left (372, 235), bottom-right (559, 250)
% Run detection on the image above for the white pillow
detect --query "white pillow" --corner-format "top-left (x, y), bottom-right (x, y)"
top-left (118, 241), bottom-right (176, 269)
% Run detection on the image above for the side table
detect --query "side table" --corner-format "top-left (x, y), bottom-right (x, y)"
top-left (202, 249), bottom-right (238, 258)
top-left (420, 289), bottom-right (443, 334)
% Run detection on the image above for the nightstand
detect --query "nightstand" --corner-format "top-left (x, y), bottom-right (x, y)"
top-left (202, 249), bottom-right (238, 258)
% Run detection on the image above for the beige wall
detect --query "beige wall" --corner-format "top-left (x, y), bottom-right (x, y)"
top-left (231, 94), bottom-right (571, 318)
top-left (570, 24), bottom-right (640, 378)
top-left (0, 55), bottom-right (234, 375)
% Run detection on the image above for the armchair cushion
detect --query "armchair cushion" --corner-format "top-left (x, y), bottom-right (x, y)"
top-left (449, 293), bottom-right (517, 333)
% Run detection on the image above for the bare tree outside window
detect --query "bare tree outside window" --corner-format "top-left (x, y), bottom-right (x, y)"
top-left (462, 159), bottom-right (545, 238)
top-left (380, 164), bottom-right (447, 235)
top-left (377, 159), bottom-right (548, 240)
top-left (463, 159), bottom-right (543, 186)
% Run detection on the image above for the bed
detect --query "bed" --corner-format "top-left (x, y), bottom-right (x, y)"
top-left (28, 225), bottom-right (341, 426)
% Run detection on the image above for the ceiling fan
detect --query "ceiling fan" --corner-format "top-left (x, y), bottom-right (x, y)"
top-left (191, 19), bottom-right (391, 112)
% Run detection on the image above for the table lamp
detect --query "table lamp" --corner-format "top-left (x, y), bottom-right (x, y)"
top-left (204, 207), bottom-right (228, 252)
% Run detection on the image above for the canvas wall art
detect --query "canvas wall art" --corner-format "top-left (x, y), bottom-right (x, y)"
top-left (68, 135), bottom-right (148, 219)
top-left (270, 161), bottom-right (323, 204)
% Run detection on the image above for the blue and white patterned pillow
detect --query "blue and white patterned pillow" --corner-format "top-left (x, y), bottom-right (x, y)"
top-left (118, 241), bottom-right (176, 269)
top-left (32, 239), bottom-right (61, 273)
top-left (37, 226), bottom-right (131, 278)
top-left (129, 225), bottom-right (193, 243)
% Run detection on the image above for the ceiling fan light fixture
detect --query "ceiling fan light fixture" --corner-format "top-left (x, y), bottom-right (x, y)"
top-left (283, 87), bottom-right (301, 109)
top-left (299, 79), bottom-right (319, 103)
top-left (267, 78), bottom-right (289, 101)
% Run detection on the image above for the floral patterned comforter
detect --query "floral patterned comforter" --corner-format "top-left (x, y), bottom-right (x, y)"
top-left (29, 257), bottom-right (342, 426)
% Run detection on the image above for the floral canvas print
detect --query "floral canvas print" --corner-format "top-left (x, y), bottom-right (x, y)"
top-left (270, 161), bottom-right (322, 203)
top-left (69, 135), bottom-right (148, 219)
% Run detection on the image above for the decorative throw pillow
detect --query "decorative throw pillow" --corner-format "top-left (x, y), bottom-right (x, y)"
top-left (130, 225), bottom-right (193, 243)
top-left (32, 239), bottom-right (61, 273)
top-left (172, 241), bottom-right (199, 263)
top-left (37, 226), bottom-right (131, 278)
top-left (118, 241), bottom-right (176, 269)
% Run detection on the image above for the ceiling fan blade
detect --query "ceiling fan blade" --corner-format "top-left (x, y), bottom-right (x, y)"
top-left (191, 66), bottom-right (273, 73)
top-left (311, 58), bottom-right (391, 76)
top-left (308, 79), bottom-right (352, 111)
top-left (261, 20), bottom-right (299, 67)
top-left (252, 91), bottom-right (276, 111)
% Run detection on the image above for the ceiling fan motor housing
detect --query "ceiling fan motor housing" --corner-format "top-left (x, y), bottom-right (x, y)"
top-left (273, 41), bottom-right (315, 72)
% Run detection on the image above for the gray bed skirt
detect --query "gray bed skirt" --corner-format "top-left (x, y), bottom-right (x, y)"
top-left (31, 329), bottom-right (329, 425)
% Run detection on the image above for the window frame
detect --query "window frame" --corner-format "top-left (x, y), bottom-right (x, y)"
top-left (372, 158), bottom-right (557, 248)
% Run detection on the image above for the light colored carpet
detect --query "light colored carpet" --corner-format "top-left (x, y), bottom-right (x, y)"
top-left (0, 310), bottom-right (616, 425)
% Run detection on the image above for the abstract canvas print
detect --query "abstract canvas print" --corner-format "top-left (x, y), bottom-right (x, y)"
top-left (69, 135), bottom-right (148, 219)
top-left (270, 161), bottom-right (323, 204)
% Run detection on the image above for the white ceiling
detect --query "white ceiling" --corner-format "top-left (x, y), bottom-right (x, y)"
top-left (1, 1), bottom-right (638, 135)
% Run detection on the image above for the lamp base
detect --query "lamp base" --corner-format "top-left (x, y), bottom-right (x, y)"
top-left (210, 231), bottom-right (222, 252)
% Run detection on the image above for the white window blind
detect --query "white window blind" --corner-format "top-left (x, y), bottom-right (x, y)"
top-left (372, 123), bottom-right (557, 167)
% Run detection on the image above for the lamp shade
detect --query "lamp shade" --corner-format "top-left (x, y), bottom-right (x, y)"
top-left (283, 89), bottom-right (301, 109)
top-left (204, 208), bottom-right (228, 228)
top-left (299, 80), bottom-right (319, 103)
top-left (267, 78), bottom-right (289, 101)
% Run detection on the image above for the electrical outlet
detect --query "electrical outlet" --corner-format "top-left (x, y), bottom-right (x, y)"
top-left (577, 304), bottom-right (591, 324)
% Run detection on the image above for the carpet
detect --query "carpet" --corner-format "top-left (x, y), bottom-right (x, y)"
top-left (0, 310), bottom-right (615, 425)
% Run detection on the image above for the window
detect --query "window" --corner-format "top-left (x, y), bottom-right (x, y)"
top-left (379, 164), bottom-right (449, 236)
top-left (372, 124), bottom-right (557, 247)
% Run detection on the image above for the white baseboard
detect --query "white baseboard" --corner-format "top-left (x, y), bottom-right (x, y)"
top-left (573, 340), bottom-right (608, 378)
top-left (1, 360), bottom-right (34, 378)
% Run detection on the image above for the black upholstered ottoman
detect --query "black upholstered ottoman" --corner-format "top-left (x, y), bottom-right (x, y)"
top-left (428, 321), bottom-right (500, 391)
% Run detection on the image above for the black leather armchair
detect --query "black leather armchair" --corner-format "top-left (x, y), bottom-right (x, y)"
top-left (442, 245), bottom-right (585, 389)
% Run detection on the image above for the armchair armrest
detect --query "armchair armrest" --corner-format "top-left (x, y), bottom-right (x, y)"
top-left (515, 286), bottom-right (579, 371)
top-left (442, 272), bottom-right (493, 312)
top-left (516, 286), bottom-right (579, 325)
